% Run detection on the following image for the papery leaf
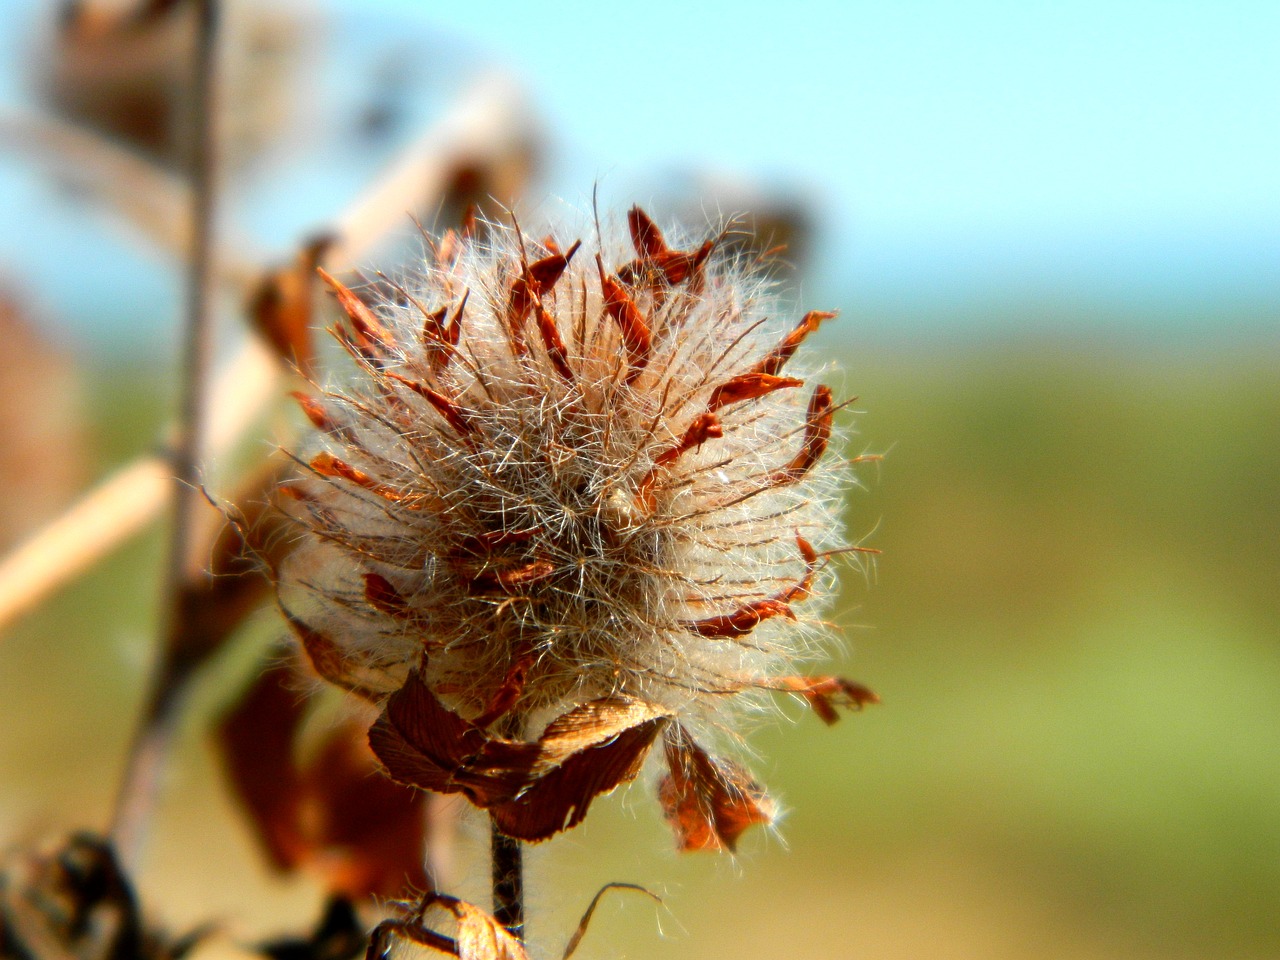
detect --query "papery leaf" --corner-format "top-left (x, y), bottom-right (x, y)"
top-left (215, 661), bottom-right (309, 871)
top-left (768, 675), bottom-right (880, 725)
top-left (658, 727), bottom-right (774, 852)
top-left (216, 658), bottom-right (431, 900)
top-left (299, 720), bottom-right (430, 899)
top-left (491, 708), bottom-right (667, 842)
top-left (371, 679), bottom-right (669, 842)
top-left (367, 671), bottom-right (540, 805)
top-left (248, 236), bottom-right (332, 376)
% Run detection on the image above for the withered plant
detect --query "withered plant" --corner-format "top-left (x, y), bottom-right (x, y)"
top-left (0, 1), bottom-right (880, 958)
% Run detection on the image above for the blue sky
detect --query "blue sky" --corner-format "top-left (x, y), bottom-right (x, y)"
top-left (1, 0), bottom-right (1276, 338)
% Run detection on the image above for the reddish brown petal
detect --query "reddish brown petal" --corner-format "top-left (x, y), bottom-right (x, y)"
top-left (386, 373), bottom-right (478, 438)
top-left (215, 662), bottom-right (308, 872)
top-left (769, 675), bottom-right (880, 725)
top-left (685, 597), bottom-right (796, 638)
top-left (685, 534), bottom-right (817, 638)
top-left (533, 302), bottom-right (575, 382)
top-left (491, 716), bottom-right (665, 842)
top-left (637, 413), bottom-right (723, 508)
top-left (368, 672), bottom-right (540, 806)
top-left (769, 385), bottom-right (833, 485)
top-left (757, 310), bottom-right (837, 376)
top-left (280, 607), bottom-right (383, 701)
top-left (317, 268), bottom-right (393, 358)
top-left (659, 729), bottom-right (774, 852)
top-left (504, 242), bottom-right (581, 355)
top-left (291, 392), bottom-right (334, 431)
top-left (597, 256), bottom-right (651, 382)
top-left (627, 205), bottom-right (667, 259)
top-left (526, 239), bottom-right (581, 291)
top-left (707, 372), bottom-right (804, 411)
top-left (309, 451), bottom-right (426, 507)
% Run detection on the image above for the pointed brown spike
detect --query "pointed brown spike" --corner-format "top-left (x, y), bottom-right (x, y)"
top-left (707, 373), bottom-right (804, 411)
top-left (769, 676), bottom-right (880, 725)
top-left (628, 206), bottom-right (668, 259)
top-left (685, 534), bottom-right (818, 638)
top-left (658, 729), bottom-right (774, 852)
top-left (310, 452), bottom-right (426, 507)
top-left (386, 373), bottom-right (477, 438)
top-left (769, 385), bottom-right (834, 485)
top-left (527, 239), bottom-right (581, 291)
top-left (534, 302), bottom-right (575, 382)
top-left (291, 392), bottom-right (335, 431)
top-left (637, 413), bottom-right (724, 509)
top-left (422, 304), bottom-right (449, 346)
top-left (448, 293), bottom-right (473, 353)
top-left (317, 268), bottom-right (394, 355)
top-left (757, 310), bottom-right (837, 376)
top-left (597, 255), bottom-right (652, 383)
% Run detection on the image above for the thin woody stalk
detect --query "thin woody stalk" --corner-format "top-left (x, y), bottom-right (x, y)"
top-left (490, 820), bottom-right (525, 939)
top-left (111, 0), bottom-right (221, 864)
top-left (490, 711), bottom-right (525, 938)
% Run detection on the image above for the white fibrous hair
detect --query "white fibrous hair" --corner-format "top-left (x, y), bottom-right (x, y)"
top-left (276, 207), bottom-right (875, 849)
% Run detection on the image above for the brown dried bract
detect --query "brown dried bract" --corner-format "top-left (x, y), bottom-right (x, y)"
top-left (707, 372), bottom-right (805, 411)
top-left (768, 385), bottom-right (833, 485)
top-left (318, 268), bottom-right (394, 361)
top-left (768, 675), bottom-right (881, 725)
top-left (215, 660), bottom-right (430, 900)
top-left (756, 310), bottom-right (837, 377)
top-left (658, 728), bottom-right (774, 852)
top-left (685, 534), bottom-right (818, 638)
top-left (369, 674), bottom-right (668, 842)
top-left (597, 256), bottom-right (652, 382)
top-left (618, 206), bottom-right (714, 289)
top-left (505, 241), bottom-right (581, 355)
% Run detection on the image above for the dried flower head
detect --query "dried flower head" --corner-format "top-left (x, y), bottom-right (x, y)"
top-left (278, 206), bottom-right (876, 849)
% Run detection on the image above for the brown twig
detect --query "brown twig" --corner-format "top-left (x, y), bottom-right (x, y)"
top-left (110, 0), bottom-right (222, 863)
top-left (0, 72), bottom-right (536, 639)
top-left (490, 712), bottom-right (526, 940)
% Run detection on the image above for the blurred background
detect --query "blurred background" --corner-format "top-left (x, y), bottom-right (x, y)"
top-left (0, 1), bottom-right (1276, 958)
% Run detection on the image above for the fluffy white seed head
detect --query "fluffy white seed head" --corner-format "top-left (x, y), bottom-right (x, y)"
top-left (278, 209), bottom-right (853, 736)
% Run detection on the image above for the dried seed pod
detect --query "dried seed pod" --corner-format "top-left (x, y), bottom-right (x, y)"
top-left (277, 208), bottom-right (874, 846)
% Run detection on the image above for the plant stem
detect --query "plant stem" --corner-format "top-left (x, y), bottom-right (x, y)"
top-left (490, 712), bottom-right (525, 940)
top-left (111, 0), bottom-right (221, 866)
top-left (490, 820), bottom-right (525, 940)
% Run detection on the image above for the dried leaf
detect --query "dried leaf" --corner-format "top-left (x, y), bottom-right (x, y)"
top-left (659, 728), bottom-right (774, 852)
top-left (371, 677), bottom-right (669, 842)
top-left (368, 672), bottom-right (540, 806)
top-left (215, 661), bottom-right (309, 872)
top-left (216, 659), bottom-right (431, 900)
top-left (247, 236), bottom-right (333, 376)
top-left (491, 710), bottom-right (667, 841)
top-left (768, 675), bottom-right (880, 725)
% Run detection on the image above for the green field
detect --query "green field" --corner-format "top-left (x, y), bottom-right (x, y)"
top-left (2, 325), bottom-right (1276, 959)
